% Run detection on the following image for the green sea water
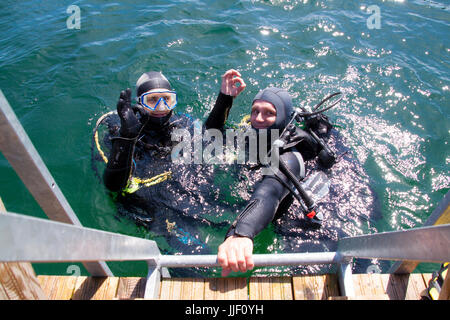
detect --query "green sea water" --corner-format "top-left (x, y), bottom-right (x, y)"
top-left (0, 0), bottom-right (448, 277)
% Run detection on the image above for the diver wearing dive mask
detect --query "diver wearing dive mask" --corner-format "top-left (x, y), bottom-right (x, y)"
top-left (103, 71), bottom-right (180, 191)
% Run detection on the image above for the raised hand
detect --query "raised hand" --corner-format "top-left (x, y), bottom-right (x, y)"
top-left (117, 88), bottom-right (142, 138)
top-left (220, 69), bottom-right (247, 97)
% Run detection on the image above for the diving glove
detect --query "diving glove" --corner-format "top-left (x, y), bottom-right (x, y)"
top-left (117, 88), bottom-right (143, 138)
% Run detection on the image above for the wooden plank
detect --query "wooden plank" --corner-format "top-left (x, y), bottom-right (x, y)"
top-left (72, 276), bottom-right (119, 300)
top-left (203, 278), bottom-right (216, 300)
top-left (273, 277), bottom-right (293, 300)
top-left (404, 273), bottom-right (428, 300)
top-left (0, 262), bottom-right (47, 300)
top-left (0, 198), bottom-right (6, 212)
top-left (380, 274), bottom-right (403, 300)
top-left (353, 274), bottom-right (386, 297)
top-left (248, 278), bottom-right (260, 300)
top-left (0, 197), bottom-right (47, 300)
top-left (369, 273), bottom-right (386, 296)
top-left (159, 278), bottom-right (183, 300)
top-left (331, 274), bottom-right (391, 300)
top-left (204, 278), bottom-right (247, 300)
top-left (249, 277), bottom-right (292, 300)
top-left (94, 277), bottom-right (119, 300)
top-left (329, 295), bottom-right (389, 300)
top-left (37, 276), bottom-right (55, 299)
top-left (116, 277), bottom-right (146, 299)
top-left (181, 278), bottom-right (205, 300)
top-left (322, 274), bottom-right (339, 299)
top-left (16, 273), bottom-right (439, 301)
top-left (55, 276), bottom-right (77, 300)
top-left (37, 276), bottom-right (77, 300)
top-left (228, 278), bottom-right (247, 300)
top-left (379, 273), bottom-right (427, 300)
top-left (36, 275), bottom-right (56, 299)
top-left (292, 275), bottom-right (311, 300)
top-left (390, 273), bottom-right (428, 300)
top-left (171, 278), bottom-right (183, 299)
top-left (159, 278), bottom-right (173, 300)
top-left (159, 278), bottom-right (206, 300)
top-left (0, 277), bottom-right (9, 299)
top-left (292, 274), bottom-right (339, 300)
top-left (72, 276), bottom-right (90, 300)
top-left (249, 278), bottom-right (265, 300)
top-left (350, 273), bottom-right (429, 300)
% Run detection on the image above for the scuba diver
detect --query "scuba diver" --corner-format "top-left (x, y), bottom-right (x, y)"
top-left (208, 70), bottom-right (337, 276)
top-left (103, 71), bottom-right (178, 191)
top-left (94, 70), bottom-right (258, 266)
top-left (95, 71), bottom-right (221, 260)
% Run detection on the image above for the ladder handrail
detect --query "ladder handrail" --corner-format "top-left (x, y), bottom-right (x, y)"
top-left (158, 252), bottom-right (343, 268)
top-left (0, 211), bottom-right (341, 266)
top-left (2, 211), bottom-right (448, 299)
top-left (338, 223), bottom-right (450, 262)
top-left (390, 190), bottom-right (450, 273)
top-left (1, 211), bottom-right (449, 265)
top-left (0, 211), bottom-right (161, 263)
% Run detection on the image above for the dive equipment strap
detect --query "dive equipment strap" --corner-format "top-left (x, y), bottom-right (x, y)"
top-left (261, 92), bottom-right (343, 225)
top-left (421, 262), bottom-right (449, 300)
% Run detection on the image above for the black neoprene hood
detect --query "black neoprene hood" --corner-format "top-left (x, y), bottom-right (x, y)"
top-left (252, 87), bottom-right (293, 131)
top-left (136, 71), bottom-right (172, 97)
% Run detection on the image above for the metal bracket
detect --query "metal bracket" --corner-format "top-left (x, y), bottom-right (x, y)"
top-left (143, 251), bottom-right (171, 299)
top-left (144, 257), bottom-right (162, 299)
top-left (337, 256), bottom-right (355, 297)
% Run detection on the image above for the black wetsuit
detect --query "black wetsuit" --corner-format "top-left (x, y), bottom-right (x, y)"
top-left (205, 92), bottom-right (320, 241)
top-left (99, 111), bottom-right (239, 258)
top-left (103, 111), bottom-right (180, 192)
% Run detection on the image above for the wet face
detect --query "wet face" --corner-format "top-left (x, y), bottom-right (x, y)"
top-left (250, 100), bottom-right (277, 129)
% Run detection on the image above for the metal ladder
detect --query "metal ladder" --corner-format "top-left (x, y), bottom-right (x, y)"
top-left (1, 89), bottom-right (449, 299)
top-left (1, 210), bottom-right (449, 298)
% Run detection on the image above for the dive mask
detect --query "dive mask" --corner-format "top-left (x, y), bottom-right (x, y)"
top-left (139, 89), bottom-right (177, 111)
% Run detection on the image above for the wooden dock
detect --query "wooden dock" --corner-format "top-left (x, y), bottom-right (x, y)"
top-left (30, 273), bottom-right (433, 300)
